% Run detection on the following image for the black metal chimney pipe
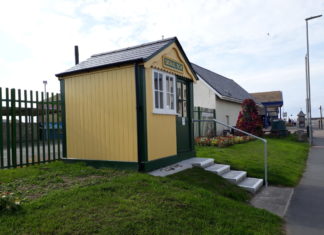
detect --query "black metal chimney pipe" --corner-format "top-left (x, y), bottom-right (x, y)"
top-left (74, 45), bottom-right (79, 65)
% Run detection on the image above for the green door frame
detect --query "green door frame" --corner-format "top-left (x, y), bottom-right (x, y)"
top-left (176, 76), bottom-right (195, 157)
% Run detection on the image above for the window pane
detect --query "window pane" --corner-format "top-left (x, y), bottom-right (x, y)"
top-left (155, 91), bottom-right (159, 108)
top-left (170, 94), bottom-right (174, 110)
top-left (159, 73), bottom-right (163, 91)
top-left (177, 82), bottom-right (181, 99)
top-left (154, 76), bottom-right (158, 90)
top-left (183, 101), bottom-right (187, 117)
top-left (166, 76), bottom-right (170, 92)
top-left (177, 101), bottom-right (183, 116)
top-left (170, 77), bottom-right (174, 93)
top-left (183, 85), bottom-right (187, 100)
top-left (159, 92), bottom-right (163, 108)
top-left (166, 93), bottom-right (170, 109)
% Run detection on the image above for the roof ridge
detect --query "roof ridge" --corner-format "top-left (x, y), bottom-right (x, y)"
top-left (250, 91), bottom-right (282, 94)
top-left (191, 62), bottom-right (231, 81)
top-left (92, 37), bottom-right (176, 58)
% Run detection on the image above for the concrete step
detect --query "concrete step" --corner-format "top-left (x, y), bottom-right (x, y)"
top-left (221, 170), bottom-right (247, 184)
top-left (238, 177), bottom-right (263, 193)
top-left (205, 164), bottom-right (230, 176)
top-left (192, 158), bottom-right (214, 168)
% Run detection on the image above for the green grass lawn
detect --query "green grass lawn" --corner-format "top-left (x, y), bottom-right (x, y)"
top-left (196, 136), bottom-right (309, 186)
top-left (0, 161), bottom-right (283, 235)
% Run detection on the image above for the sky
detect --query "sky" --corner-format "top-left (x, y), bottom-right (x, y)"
top-left (0, 0), bottom-right (323, 118)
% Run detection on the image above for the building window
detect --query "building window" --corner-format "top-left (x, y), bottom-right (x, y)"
top-left (153, 69), bottom-right (176, 115)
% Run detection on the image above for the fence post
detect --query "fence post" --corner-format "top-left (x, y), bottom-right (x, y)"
top-left (198, 107), bottom-right (201, 137)
top-left (0, 88), bottom-right (3, 168)
top-left (30, 90), bottom-right (34, 165)
top-left (213, 109), bottom-right (217, 136)
top-left (24, 90), bottom-right (29, 166)
top-left (11, 89), bottom-right (17, 167)
top-left (6, 88), bottom-right (11, 168)
top-left (56, 93), bottom-right (61, 159)
top-left (51, 93), bottom-right (55, 160)
top-left (60, 80), bottom-right (67, 158)
top-left (46, 92), bottom-right (50, 161)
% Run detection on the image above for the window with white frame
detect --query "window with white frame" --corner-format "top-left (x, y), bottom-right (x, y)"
top-left (153, 70), bottom-right (176, 114)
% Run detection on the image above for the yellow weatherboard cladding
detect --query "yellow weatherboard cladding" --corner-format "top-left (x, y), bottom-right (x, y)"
top-left (144, 42), bottom-right (195, 161)
top-left (145, 68), bottom-right (177, 160)
top-left (64, 65), bottom-right (138, 162)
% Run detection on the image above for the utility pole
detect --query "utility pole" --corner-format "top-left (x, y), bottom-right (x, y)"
top-left (305, 14), bottom-right (322, 145)
top-left (320, 105), bottom-right (323, 129)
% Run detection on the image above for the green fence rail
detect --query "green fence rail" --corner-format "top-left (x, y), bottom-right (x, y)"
top-left (0, 88), bottom-right (63, 169)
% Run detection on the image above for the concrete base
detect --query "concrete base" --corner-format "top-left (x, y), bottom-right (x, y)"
top-left (250, 186), bottom-right (294, 217)
top-left (239, 178), bottom-right (263, 193)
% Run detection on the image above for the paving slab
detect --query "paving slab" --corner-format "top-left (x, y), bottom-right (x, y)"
top-left (148, 158), bottom-right (210, 177)
top-left (250, 186), bottom-right (293, 217)
top-left (285, 130), bottom-right (324, 235)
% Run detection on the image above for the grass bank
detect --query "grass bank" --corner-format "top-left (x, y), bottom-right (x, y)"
top-left (196, 136), bottom-right (309, 186)
top-left (0, 162), bottom-right (283, 235)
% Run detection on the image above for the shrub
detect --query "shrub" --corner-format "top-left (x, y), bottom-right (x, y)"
top-left (236, 99), bottom-right (263, 137)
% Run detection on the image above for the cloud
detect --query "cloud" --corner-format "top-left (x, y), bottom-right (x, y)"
top-left (0, 0), bottom-right (323, 117)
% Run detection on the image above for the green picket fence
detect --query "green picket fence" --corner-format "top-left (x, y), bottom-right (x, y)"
top-left (193, 107), bottom-right (217, 137)
top-left (0, 88), bottom-right (64, 169)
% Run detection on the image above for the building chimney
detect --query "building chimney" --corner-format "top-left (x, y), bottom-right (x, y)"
top-left (74, 45), bottom-right (79, 65)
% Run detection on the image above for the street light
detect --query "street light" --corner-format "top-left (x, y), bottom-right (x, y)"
top-left (305, 14), bottom-right (322, 145)
top-left (43, 80), bottom-right (47, 94)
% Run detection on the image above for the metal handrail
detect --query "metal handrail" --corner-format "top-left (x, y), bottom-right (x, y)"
top-left (193, 119), bottom-right (268, 187)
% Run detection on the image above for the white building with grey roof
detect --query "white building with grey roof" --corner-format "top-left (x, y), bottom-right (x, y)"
top-left (191, 63), bottom-right (254, 136)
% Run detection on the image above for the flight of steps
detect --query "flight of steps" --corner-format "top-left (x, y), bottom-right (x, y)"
top-left (192, 158), bottom-right (263, 193)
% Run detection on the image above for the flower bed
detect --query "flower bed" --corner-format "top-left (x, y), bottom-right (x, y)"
top-left (195, 135), bottom-right (254, 148)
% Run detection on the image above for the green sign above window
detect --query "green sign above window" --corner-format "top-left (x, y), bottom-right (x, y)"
top-left (163, 57), bottom-right (184, 72)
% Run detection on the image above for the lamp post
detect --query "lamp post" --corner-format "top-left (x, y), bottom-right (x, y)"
top-left (320, 105), bottom-right (323, 129)
top-left (305, 14), bottom-right (322, 145)
top-left (43, 80), bottom-right (47, 94)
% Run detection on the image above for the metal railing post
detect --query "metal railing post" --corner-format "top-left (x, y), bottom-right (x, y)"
top-left (264, 140), bottom-right (268, 187)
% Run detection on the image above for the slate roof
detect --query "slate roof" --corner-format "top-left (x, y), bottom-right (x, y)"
top-left (250, 91), bottom-right (283, 104)
top-left (191, 63), bottom-right (254, 102)
top-left (56, 37), bottom-right (196, 79)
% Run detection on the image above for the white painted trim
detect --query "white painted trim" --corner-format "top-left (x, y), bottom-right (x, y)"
top-left (152, 69), bottom-right (177, 115)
